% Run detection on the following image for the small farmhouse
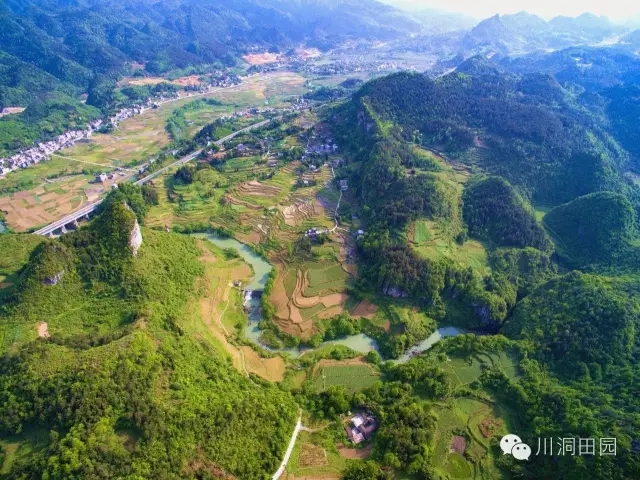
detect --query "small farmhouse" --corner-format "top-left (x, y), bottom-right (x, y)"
top-left (345, 412), bottom-right (377, 444)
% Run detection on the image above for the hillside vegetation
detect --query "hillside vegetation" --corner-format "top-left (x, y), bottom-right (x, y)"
top-left (344, 70), bottom-right (636, 207)
top-left (0, 188), bottom-right (297, 478)
top-left (543, 191), bottom-right (638, 268)
top-left (463, 176), bottom-right (552, 251)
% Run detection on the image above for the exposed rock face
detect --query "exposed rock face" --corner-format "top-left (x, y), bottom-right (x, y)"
top-left (129, 220), bottom-right (143, 256)
top-left (382, 285), bottom-right (408, 298)
top-left (43, 270), bottom-right (64, 286)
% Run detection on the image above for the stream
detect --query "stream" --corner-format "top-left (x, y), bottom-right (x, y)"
top-left (194, 232), bottom-right (464, 363)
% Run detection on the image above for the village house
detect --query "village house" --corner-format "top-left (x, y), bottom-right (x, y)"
top-left (339, 179), bottom-right (348, 191)
top-left (345, 413), bottom-right (378, 444)
top-left (95, 173), bottom-right (108, 183)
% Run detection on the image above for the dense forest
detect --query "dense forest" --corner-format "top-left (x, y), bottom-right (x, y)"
top-left (462, 176), bottom-right (552, 251)
top-left (544, 191), bottom-right (639, 268)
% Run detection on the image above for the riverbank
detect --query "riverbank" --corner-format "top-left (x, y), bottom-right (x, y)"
top-left (193, 232), bottom-right (466, 364)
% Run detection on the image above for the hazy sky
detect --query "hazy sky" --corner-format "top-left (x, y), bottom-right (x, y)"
top-left (382, 0), bottom-right (640, 22)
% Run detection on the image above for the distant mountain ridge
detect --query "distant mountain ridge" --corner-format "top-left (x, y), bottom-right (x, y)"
top-left (0, 0), bottom-right (419, 85)
top-left (462, 11), bottom-right (625, 55)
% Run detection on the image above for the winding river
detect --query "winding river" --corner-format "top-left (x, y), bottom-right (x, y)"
top-left (194, 232), bottom-right (463, 362)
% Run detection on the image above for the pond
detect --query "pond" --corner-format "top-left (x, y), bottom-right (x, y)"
top-left (0, 220), bottom-right (6, 233)
top-left (194, 232), bottom-right (464, 362)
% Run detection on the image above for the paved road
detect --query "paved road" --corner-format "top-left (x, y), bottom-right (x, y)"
top-left (34, 117), bottom-right (275, 236)
top-left (272, 413), bottom-right (303, 480)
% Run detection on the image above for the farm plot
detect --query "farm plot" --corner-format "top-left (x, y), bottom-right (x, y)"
top-left (0, 175), bottom-right (114, 232)
top-left (305, 263), bottom-right (351, 297)
top-left (411, 219), bottom-right (490, 275)
top-left (312, 363), bottom-right (380, 395)
top-left (286, 431), bottom-right (345, 479)
top-left (432, 397), bottom-right (509, 480)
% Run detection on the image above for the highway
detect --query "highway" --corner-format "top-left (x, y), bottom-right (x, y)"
top-left (34, 117), bottom-right (275, 236)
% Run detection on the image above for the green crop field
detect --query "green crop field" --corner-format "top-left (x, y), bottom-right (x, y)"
top-left (313, 364), bottom-right (380, 394)
top-left (305, 263), bottom-right (351, 297)
top-left (414, 219), bottom-right (431, 244)
top-left (412, 220), bottom-right (490, 275)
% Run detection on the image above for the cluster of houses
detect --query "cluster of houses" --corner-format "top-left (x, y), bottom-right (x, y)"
top-left (0, 67), bottom-right (248, 179)
top-left (94, 169), bottom-right (129, 184)
top-left (345, 412), bottom-right (378, 444)
top-left (305, 142), bottom-right (339, 156)
top-left (291, 97), bottom-right (310, 111)
top-left (0, 103), bottom-right (146, 178)
top-left (301, 59), bottom-right (399, 76)
top-left (0, 120), bottom-right (102, 176)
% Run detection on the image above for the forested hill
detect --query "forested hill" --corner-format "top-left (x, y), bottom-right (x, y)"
top-left (338, 69), bottom-right (640, 207)
top-left (0, 187), bottom-right (298, 478)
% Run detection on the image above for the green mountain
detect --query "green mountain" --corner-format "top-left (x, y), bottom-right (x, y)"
top-left (462, 176), bottom-right (552, 251)
top-left (338, 69), bottom-right (636, 206)
top-left (504, 271), bottom-right (640, 378)
top-left (0, 196), bottom-right (297, 478)
top-left (325, 66), bottom-right (640, 480)
top-left (543, 191), bottom-right (638, 268)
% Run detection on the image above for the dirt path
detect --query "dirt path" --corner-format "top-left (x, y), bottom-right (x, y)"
top-left (273, 413), bottom-right (303, 480)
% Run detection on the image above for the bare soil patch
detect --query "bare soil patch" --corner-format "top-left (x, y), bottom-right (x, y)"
top-left (171, 75), bottom-right (202, 86)
top-left (451, 435), bottom-right (467, 454)
top-left (243, 53), bottom-right (280, 65)
top-left (296, 48), bottom-right (321, 59)
top-left (0, 107), bottom-right (26, 117)
top-left (352, 300), bottom-right (378, 319)
top-left (317, 306), bottom-right (344, 319)
top-left (312, 357), bottom-right (375, 376)
top-left (479, 418), bottom-right (503, 439)
top-left (337, 443), bottom-right (373, 459)
top-left (37, 322), bottom-right (50, 338)
top-left (126, 77), bottom-right (166, 86)
top-left (237, 180), bottom-right (281, 197)
top-left (280, 201), bottom-right (315, 226)
top-left (240, 346), bottom-right (286, 382)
